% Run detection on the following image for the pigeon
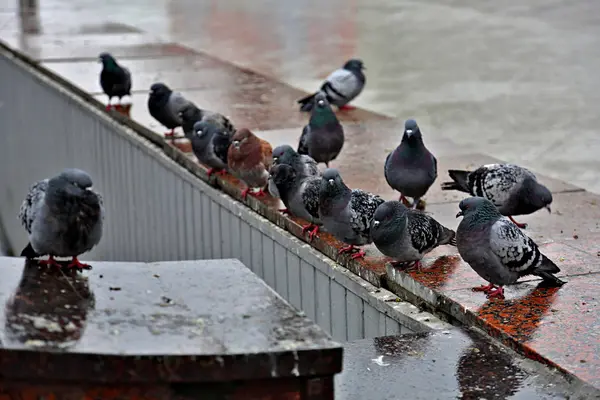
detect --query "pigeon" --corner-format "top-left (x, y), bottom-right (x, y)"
top-left (98, 52), bottom-right (131, 111)
top-left (441, 163), bottom-right (552, 229)
top-left (318, 168), bottom-right (384, 259)
top-left (297, 59), bottom-right (366, 112)
top-left (269, 164), bottom-right (322, 241)
top-left (384, 119), bottom-right (437, 209)
top-left (191, 120), bottom-right (233, 177)
top-left (227, 128), bottom-right (273, 200)
top-left (147, 82), bottom-right (195, 138)
top-left (371, 201), bottom-right (456, 271)
top-left (179, 103), bottom-right (236, 140)
top-left (298, 93), bottom-right (345, 167)
top-left (269, 145), bottom-right (320, 200)
top-left (18, 169), bottom-right (105, 270)
top-left (456, 197), bottom-right (565, 299)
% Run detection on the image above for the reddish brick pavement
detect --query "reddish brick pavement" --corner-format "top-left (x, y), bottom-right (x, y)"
top-left (3, 23), bottom-right (600, 390)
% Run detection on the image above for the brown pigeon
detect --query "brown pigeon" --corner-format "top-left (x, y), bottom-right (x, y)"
top-left (227, 128), bottom-right (273, 200)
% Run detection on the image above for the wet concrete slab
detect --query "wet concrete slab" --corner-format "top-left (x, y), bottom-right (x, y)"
top-left (337, 328), bottom-right (599, 399)
top-left (0, 257), bottom-right (342, 384)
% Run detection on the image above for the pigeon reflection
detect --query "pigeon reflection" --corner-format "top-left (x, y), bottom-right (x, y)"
top-left (4, 260), bottom-right (95, 349)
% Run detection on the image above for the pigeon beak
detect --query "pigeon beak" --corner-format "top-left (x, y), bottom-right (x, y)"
top-left (545, 205), bottom-right (552, 213)
top-left (456, 211), bottom-right (464, 218)
top-left (328, 179), bottom-right (335, 185)
top-left (372, 220), bottom-right (380, 227)
top-left (273, 156), bottom-right (278, 162)
top-left (405, 129), bottom-right (414, 137)
top-left (232, 140), bottom-right (240, 149)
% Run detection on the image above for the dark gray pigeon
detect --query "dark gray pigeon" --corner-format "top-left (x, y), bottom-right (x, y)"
top-left (298, 59), bottom-right (366, 112)
top-left (371, 201), bottom-right (456, 271)
top-left (147, 82), bottom-right (195, 138)
top-left (191, 120), bottom-right (233, 177)
top-left (98, 52), bottom-right (131, 111)
top-left (18, 169), bottom-right (105, 270)
top-left (318, 168), bottom-right (384, 259)
top-left (385, 119), bottom-right (437, 209)
top-left (269, 164), bottom-right (322, 241)
top-left (269, 145), bottom-right (320, 199)
top-left (298, 93), bottom-right (345, 167)
top-left (441, 163), bottom-right (552, 229)
top-left (179, 103), bottom-right (236, 140)
top-left (456, 197), bottom-right (564, 299)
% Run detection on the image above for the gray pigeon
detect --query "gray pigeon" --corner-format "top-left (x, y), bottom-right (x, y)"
top-left (441, 163), bottom-right (552, 229)
top-left (269, 164), bottom-right (322, 241)
top-left (18, 169), bottom-right (105, 270)
top-left (191, 120), bottom-right (233, 177)
top-left (371, 201), bottom-right (456, 271)
top-left (384, 119), bottom-right (437, 209)
top-left (269, 145), bottom-right (320, 199)
top-left (456, 197), bottom-right (564, 299)
top-left (98, 52), bottom-right (131, 111)
top-left (298, 93), bottom-right (345, 167)
top-left (179, 103), bottom-right (236, 140)
top-left (147, 82), bottom-right (195, 138)
top-left (318, 168), bottom-right (384, 259)
top-left (298, 59), bottom-right (366, 112)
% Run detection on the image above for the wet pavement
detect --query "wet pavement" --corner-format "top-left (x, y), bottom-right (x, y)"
top-left (2, 0), bottom-right (600, 394)
top-left (0, 257), bottom-right (341, 384)
top-left (338, 328), bottom-right (600, 400)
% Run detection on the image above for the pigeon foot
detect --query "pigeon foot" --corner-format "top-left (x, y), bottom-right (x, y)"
top-left (241, 188), bottom-right (251, 200)
top-left (207, 168), bottom-right (226, 178)
top-left (399, 195), bottom-right (412, 207)
top-left (67, 257), bottom-right (92, 270)
top-left (350, 250), bottom-right (366, 260)
top-left (508, 216), bottom-right (527, 229)
top-left (279, 208), bottom-right (290, 214)
top-left (39, 256), bottom-right (62, 268)
top-left (338, 244), bottom-right (356, 254)
top-left (472, 283), bottom-right (497, 293)
top-left (486, 286), bottom-right (505, 299)
top-left (302, 224), bottom-right (320, 241)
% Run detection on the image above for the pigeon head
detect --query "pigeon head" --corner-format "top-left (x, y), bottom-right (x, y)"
top-left (149, 83), bottom-right (172, 98)
top-left (343, 59), bottom-right (365, 72)
top-left (320, 168), bottom-right (348, 196)
top-left (272, 145), bottom-right (297, 165)
top-left (314, 92), bottom-right (331, 109)
top-left (522, 178), bottom-right (553, 213)
top-left (193, 120), bottom-right (219, 139)
top-left (230, 128), bottom-right (259, 153)
top-left (371, 201), bottom-right (406, 233)
top-left (49, 169), bottom-right (94, 198)
top-left (402, 119), bottom-right (423, 143)
top-left (57, 169), bottom-right (93, 189)
top-left (311, 93), bottom-right (338, 126)
top-left (269, 163), bottom-right (296, 187)
top-left (456, 197), bottom-right (500, 219)
top-left (98, 52), bottom-right (117, 67)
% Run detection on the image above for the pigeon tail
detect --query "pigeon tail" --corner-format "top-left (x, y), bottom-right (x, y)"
top-left (441, 170), bottom-right (471, 193)
top-left (20, 242), bottom-right (40, 258)
top-left (534, 255), bottom-right (565, 286)
top-left (442, 227), bottom-right (457, 246)
top-left (298, 92), bottom-right (317, 112)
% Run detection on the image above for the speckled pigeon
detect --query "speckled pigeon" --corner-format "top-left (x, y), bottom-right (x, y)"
top-left (441, 163), bottom-right (552, 229)
top-left (18, 169), bottom-right (104, 270)
top-left (98, 52), bottom-right (131, 111)
top-left (191, 120), bottom-right (233, 177)
top-left (318, 168), bottom-right (384, 259)
top-left (371, 200), bottom-right (456, 271)
top-left (384, 119), bottom-right (437, 209)
top-left (297, 59), bottom-right (366, 112)
top-left (269, 164), bottom-right (322, 241)
top-left (456, 197), bottom-right (565, 299)
top-left (147, 82), bottom-right (195, 138)
top-left (179, 103), bottom-right (236, 140)
top-left (298, 93), bottom-right (344, 167)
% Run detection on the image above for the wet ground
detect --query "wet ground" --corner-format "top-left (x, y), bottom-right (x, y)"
top-left (2, 0), bottom-right (600, 396)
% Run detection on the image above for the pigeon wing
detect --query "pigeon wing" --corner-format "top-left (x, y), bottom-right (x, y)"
top-left (323, 68), bottom-right (360, 101)
top-left (406, 211), bottom-right (442, 253)
top-left (167, 92), bottom-right (194, 125)
top-left (489, 218), bottom-right (542, 273)
top-left (298, 125), bottom-right (309, 155)
top-left (18, 179), bottom-right (49, 234)
top-left (349, 190), bottom-right (385, 237)
top-left (300, 178), bottom-right (321, 220)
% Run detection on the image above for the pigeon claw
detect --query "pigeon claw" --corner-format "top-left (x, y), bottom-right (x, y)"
top-left (472, 283), bottom-right (497, 293)
top-left (207, 168), bottom-right (226, 178)
top-left (508, 216), bottom-right (527, 229)
top-left (255, 189), bottom-right (267, 197)
top-left (486, 286), bottom-right (505, 300)
top-left (38, 256), bottom-right (62, 269)
top-left (338, 245), bottom-right (356, 255)
top-left (399, 195), bottom-right (412, 207)
top-left (67, 257), bottom-right (92, 270)
top-left (350, 250), bottom-right (366, 260)
top-left (302, 224), bottom-right (320, 241)
top-left (241, 188), bottom-right (251, 200)
top-left (164, 129), bottom-right (176, 138)
top-left (279, 208), bottom-right (290, 214)
top-left (105, 104), bottom-right (113, 111)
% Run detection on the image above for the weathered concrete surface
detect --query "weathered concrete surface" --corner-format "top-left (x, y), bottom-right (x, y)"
top-left (337, 328), bottom-right (600, 400)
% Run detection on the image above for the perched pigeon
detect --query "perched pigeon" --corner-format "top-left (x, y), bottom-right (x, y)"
top-left (191, 120), bottom-right (233, 177)
top-left (297, 59), bottom-right (366, 112)
top-left (456, 197), bottom-right (565, 299)
top-left (318, 168), bottom-right (384, 259)
top-left (179, 103), bottom-right (236, 140)
top-left (371, 201), bottom-right (456, 270)
top-left (441, 163), bottom-right (552, 229)
top-left (385, 119), bottom-right (437, 209)
top-left (98, 52), bottom-right (131, 111)
top-left (298, 93), bottom-right (345, 167)
top-left (269, 164), bottom-right (322, 240)
top-left (147, 82), bottom-right (195, 138)
top-left (18, 169), bottom-right (104, 270)
top-left (228, 128), bottom-right (273, 200)
top-left (269, 145), bottom-right (320, 199)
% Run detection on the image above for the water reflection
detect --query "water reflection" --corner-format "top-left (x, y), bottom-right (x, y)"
top-left (4, 260), bottom-right (95, 350)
